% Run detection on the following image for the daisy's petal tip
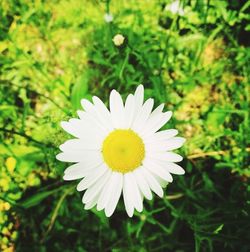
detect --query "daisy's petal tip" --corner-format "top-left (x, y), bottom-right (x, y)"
top-left (138, 84), bottom-right (144, 89)
top-left (159, 192), bottom-right (164, 198)
top-left (84, 204), bottom-right (93, 210)
top-left (110, 89), bottom-right (118, 95)
top-left (135, 84), bottom-right (144, 94)
top-left (105, 212), bottom-right (112, 218)
top-left (148, 194), bottom-right (153, 200)
top-left (173, 129), bottom-right (179, 135)
top-left (156, 187), bottom-right (164, 198)
top-left (80, 98), bottom-right (92, 110)
top-left (60, 121), bottom-right (68, 130)
top-left (166, 173), bottom-right (174, 183)
top-left (176, 165), bottom-right (186, 175)
top-left (166, 111), bottom-right (173, 118)
top-left (96, 204), bottom-right (104, 211)
top-left (176, 137), bottom-right (186, 148)
top-left (62, 173), bottom-right (73, 181)
top-left (105, 208), bottom-right (115, 218)
top-left (92, 96), bottom-right (102, 104)
top-left (58, 144), bottom-right (64, 151)
top-left (148, 98), bottom-right (154, 104)
top-left (137, 207), bottom-right (143, 213)
top-left (76, 182), bottom-right (85, 192)
top-left (80, 98), bottom-right (89, 103)
top-left (180, 137), bottom-right (186, 144)
top-left (124, 199), bottom-right (134, 217)
top-left (176, 155), bottom-right (183, 162)
top-left (56, 153), bottom-right (64, 161)
top-left (77, 110), bottom-right (84, 117)
top-left (80, 99), bottom-right (84, 107)
top-left (158, 103), bottom-right (165, 111)
top-left (127, 212), bottom-right (134, 218)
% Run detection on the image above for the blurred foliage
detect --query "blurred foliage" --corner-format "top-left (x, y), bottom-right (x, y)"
top-left (0, 0), bottom-right (250, 251)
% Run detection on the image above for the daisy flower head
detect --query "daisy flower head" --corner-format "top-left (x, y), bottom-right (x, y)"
top-left (56, 85), bottom-right (185, 217)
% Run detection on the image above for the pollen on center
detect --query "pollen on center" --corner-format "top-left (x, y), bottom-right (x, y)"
top-left (102, 129), bottom-right (145, 173)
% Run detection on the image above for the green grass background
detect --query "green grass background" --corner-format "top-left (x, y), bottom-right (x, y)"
top-left (0, 0), bottom-right (249, 251)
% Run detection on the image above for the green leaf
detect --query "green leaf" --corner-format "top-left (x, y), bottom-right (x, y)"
top-left (19, 188), bottom-right (61, 208)
top-left (213, 224), bottom-right (224, 234)
top-left (71, 73), bottom-right (89, 109)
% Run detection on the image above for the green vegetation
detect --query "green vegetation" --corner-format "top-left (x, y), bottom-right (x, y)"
top-left (0, 0), bottom-right (249, 251)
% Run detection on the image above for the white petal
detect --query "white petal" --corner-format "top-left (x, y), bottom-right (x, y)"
top-left (61, 120), bottom-right (85, 138)
top-left (63, 160), bottom-right (103, 180)
top-left (75, 111), bottom-right (107, 138)
top-left (144, 129), bottom-right (178, 143)
top-left (92, 96), bottom-right (110, 117)
top-left (97, 172), bottom-right (119, 211)
top-left (84, 193), bottom-right (99, 210)
top-left (105, 172), bottom-right (123, 217)
top-left (132, 85), bottom-right (145, 121)
top-left (134, 167), bottom-right (152, 200)
top-left (123, 174), bottom-right (134, 217)
top-left (59, 139), bottom-right (101, 152)
top-left (76, 164), bottom-right (108, 191)
top-left (82, 169), bottom-right (112, 204)
top-left (81, 99), bottom-right (94, 113)
top-left (129, 172), bottom-right (143, 212)
top-left (131, 98), bottom-right (154, 132)
top-left (153, 160), bottom-right (185, 175)
top-left (81, 97), bottom-right (113, 133)
top-left (146, 151), bottom-right (183, 162)
top-left (140, 111), bottom-right (172, 137)
top-left (109, 90), bottom-right (125, 128)
top-left (145, 137), bottom-right (185, 153)
top-left (149, 103), bottom-right (164, 117)
top-left (124, 94), bottom-right (135, 128)
top-left (142, 167), bottom-right (164, 198)
top-left (56, 149), bottom-right (102, 163)
top-left (163, 137), bottom-right (186, 150)
top-left (166, 163), bottom-right (185, 175)
top-left (92, 96), bottom-right (114, 131)
top-left (134, 85), bottom-right (144, 108)
top-left (155, 129), bottom-right (178, 139)
top-left (140, 114), bottom-right (161, 135)
top-left (64, 155), bottom-right (103, 174)
top-left (153, 174), bottom-right (168, 188)
top-left (71, 117), bottom-right (102, 135)
top-left (60, 118), bottom-right (104, 139)
top-left (76, 110), bottom-right (85, 119)
top-left (151, 111), bottom-right (172, 132)
top-left (81, 99), bottom-right (110, 133)
top-left (143, 158), bottom-right (173, 182)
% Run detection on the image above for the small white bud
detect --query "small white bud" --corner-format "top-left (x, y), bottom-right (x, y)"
top-left (165, 0), bottom-right (185, 16)
top-left (112, 34), bottom-right (125, 47)
top-left (104, 13), bottom-right (113, 23)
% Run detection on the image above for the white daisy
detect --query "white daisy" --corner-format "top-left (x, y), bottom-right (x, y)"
top-left (56, 85), bottom-right (185, 217)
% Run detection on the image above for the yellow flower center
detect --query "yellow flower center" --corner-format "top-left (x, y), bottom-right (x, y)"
top-left (102, 129), bottom-right (145, 173)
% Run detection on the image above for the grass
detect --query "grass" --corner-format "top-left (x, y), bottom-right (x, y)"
top-left (0, 0), bottom-right (249, 251)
